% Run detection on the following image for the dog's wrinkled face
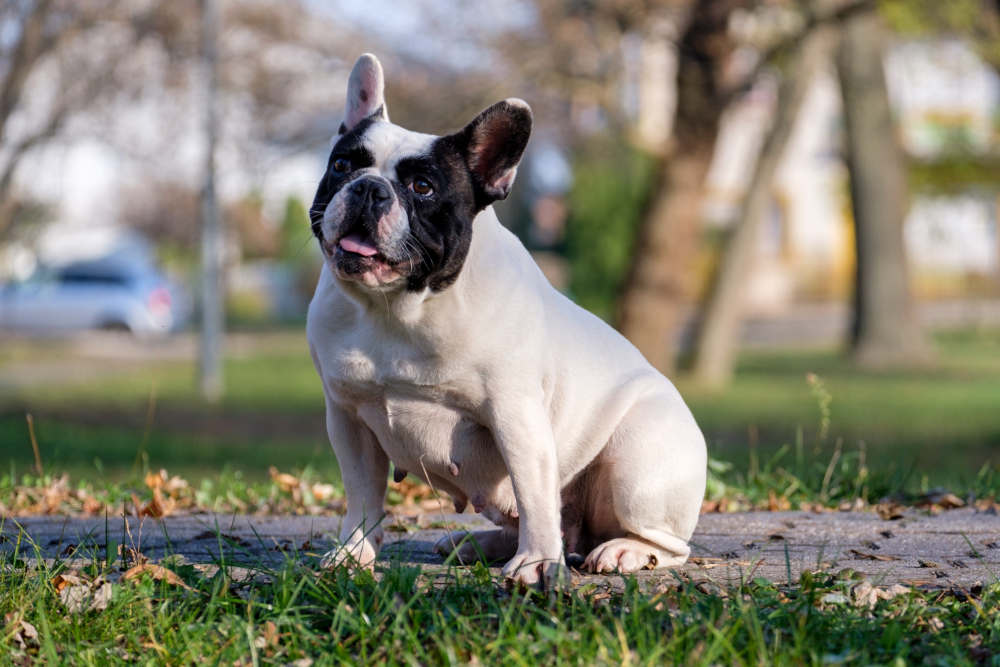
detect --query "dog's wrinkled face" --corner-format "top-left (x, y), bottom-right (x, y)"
top-left (310, 54), bottom-right (532, 292)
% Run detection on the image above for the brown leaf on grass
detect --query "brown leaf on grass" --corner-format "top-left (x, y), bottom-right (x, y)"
top-left (838, 498), bottom-right (866, 512)
top-left (851, 581), bottom-right (910, 609)
top-left (917, 492), bottom-right (965, 510)
top-left (41, 475), bottom-right (72, 514)
top-left (144, 469), bottom-right (190, 498)
top-left (269, 466), bottom-right (300, 493)
top-left (80, 493), bottom-right (104, 515)
top-left (974, 498), bottom-right (999, 514)
top-left (132, 487), bottom-right (176, 518)
top-left (799, 501), bottom-right (830, 513)
top-left (901, 578), bottom-right (937, 587)
top-left (122, 563), bottom-right (193, 591)
top-left (310, 483), bottom-right (337, 502)
top-left (52, 574), bottom-right (113, 613)
top-left (700, 498), bottom-right (729, 513)
top-left (118, 544), bottom-right (148, 568)
top-left (391, 478), bottom-right (438, 506)
top-left (689, 557), bottom-right (750, 569)
top-left (5, 614), bottom-right (39, 649)
top-left (767, 490), bottom-right (791, 511)
top-left (875, 502), bottom-right (905, 520)
top-left (849, 549), bottom-right (900, 562)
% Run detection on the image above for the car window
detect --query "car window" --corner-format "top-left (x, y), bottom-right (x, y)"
top-left (56, 267), bottom-right (131, 286)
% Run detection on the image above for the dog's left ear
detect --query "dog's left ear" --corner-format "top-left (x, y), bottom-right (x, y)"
top-left (458, 98), bottom-right (532, 206)
top-left (342, 53), bottom-right (389, 133)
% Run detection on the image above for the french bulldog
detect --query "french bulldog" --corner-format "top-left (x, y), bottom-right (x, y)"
top-left (307, 54), bottom-right (706, 587)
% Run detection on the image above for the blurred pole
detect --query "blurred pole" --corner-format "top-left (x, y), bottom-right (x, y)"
top-left (199, 0), bottom-right (223, 402)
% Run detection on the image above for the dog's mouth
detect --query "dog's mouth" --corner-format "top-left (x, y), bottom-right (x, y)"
top-left (336, 232), bottom-right (380, 258)
top-left (321, 231), bottom-right (384, 262)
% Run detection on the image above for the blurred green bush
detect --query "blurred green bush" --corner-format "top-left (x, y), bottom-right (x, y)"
top-left (564, 140), bottom-right (656, 321)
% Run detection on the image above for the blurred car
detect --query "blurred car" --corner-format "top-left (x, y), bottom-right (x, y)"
top-left (0, 252), bottom-right (191, 337)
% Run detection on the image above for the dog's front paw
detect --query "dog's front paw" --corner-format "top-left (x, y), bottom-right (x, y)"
top-left (319, 538), bottom-right (378, 572)
top-left (501, 550), bottom-right (567, 589)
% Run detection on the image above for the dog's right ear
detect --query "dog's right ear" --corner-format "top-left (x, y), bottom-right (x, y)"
top-left (457, 98), bottom-right (532, 208)
top-left (341, 53), bottom-right (389, 134)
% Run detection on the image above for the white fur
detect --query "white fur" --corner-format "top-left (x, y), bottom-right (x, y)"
top-left (361, 122), bottom-right (436, 180)
top-left (308, 204), bottom-right (707, 587)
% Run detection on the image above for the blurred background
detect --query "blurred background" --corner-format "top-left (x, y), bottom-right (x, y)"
top-left (0, 0), bottom-right (998, 489)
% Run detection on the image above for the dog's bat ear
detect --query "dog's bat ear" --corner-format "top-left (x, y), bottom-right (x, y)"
top-left (459, 98), bottom-right (532, 205)
top-left (342, 53), bottom-right (389, 133)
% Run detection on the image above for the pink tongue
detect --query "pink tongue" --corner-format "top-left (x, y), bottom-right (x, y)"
top-left (339, 234), bottom-right (378, 257)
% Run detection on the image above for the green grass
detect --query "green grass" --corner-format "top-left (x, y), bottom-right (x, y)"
top-left (1, 329), bottom-right (998, 487)
top-left (0, 412), bottom-right (337, 483)
top-left (1, 539), bottom-right (997, 665)
top-left (3, 329), bottom-right (999, 663)
top-left (682, 329), bottom-right (1000, 478)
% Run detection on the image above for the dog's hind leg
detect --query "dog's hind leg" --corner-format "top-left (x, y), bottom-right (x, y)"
top-left (581, 390), bottom-right (706, 574)
top-left (434, 528), bottom-right (518, 565)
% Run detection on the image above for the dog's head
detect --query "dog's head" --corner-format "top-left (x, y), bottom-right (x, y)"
top-left (310, 54), bottom-right (532, 292)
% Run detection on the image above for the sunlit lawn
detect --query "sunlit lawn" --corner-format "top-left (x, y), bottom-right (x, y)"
top-left (1, 328), bottom-right (998, 485)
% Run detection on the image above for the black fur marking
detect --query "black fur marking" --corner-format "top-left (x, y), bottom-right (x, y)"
top-left (461, 100), bottom-right (532, 207)
top-left (309, 116), bottom-right (380, 236)
top-left (399, 135), bottom-right (479, 292)
top-left (310, 103), bottom-right (532, 293)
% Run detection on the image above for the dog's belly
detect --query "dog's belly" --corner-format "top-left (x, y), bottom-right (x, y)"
top-left (355, 395), bottom-right (518, 524)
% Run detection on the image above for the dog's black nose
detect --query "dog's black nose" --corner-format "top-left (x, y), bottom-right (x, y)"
top-left (349, 177), bottom-right (392, 211)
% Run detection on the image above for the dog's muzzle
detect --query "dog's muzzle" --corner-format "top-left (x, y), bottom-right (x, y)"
top-left (347, 176), bottom-right (393, 221)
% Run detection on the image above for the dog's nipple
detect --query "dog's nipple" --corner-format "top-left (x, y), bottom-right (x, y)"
top-left (471, 494), bottom-right (486, 513)
top-left (448, 462), bottom-right (460, 477)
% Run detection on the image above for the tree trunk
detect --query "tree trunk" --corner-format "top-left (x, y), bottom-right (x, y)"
top-left (836, 9), bottom-right (930, 366)
top-left (690, 28), bottom-right (835, 386)
top-left (618, 147), bottom-right (712, 373)
top-left (617, 0), bottom-right (741, 375)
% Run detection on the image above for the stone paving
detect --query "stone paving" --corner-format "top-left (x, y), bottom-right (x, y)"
top-left (3, 509), bottom-right (998, 589)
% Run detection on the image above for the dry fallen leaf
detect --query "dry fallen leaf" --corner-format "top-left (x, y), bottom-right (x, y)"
top-left (974, 499), bottom-right (999, 514)
top-left (52, 574), bottom-right (113, 613)
top-left (700, 498), bottom-right (729, 514)
top-left (875, 502), bottom-right (905, 520)
top-left (269, 466), bottom-right (300, 493)
top-left (310, 483), bottom-right (336, 502)
top-left (851, 581), bottom-right (910, 609)
top-left (135, 488), bottom-right (176, 518)
top-left (122, 563), bottom-right (193, 591)
top-left (849, 549), bottom-right (900, 562)
top-left (767, 490), bottom-right (791, 512)
top-left (918, 492), bottom-right (965, 510)
top-left (5, 614), bottom-right (39, 649)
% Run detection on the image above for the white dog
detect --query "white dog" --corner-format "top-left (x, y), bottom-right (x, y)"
top-left (307, 54), bottom-right (706, 587)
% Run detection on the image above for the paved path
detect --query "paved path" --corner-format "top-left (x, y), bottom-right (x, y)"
top-left (3, 509), bottom-right (998, 589)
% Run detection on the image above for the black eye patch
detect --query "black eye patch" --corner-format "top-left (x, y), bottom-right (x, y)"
top-left (328, 147), bottom-right (374, 172)
top-left (395, 157), bottom-right (442, 181)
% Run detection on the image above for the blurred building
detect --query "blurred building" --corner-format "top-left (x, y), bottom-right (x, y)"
top-left (698, 37), bottom-right (1000, 313)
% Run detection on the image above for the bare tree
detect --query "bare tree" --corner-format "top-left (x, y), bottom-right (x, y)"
top-left (0, 1), bottom-right (199, 235)
top-left (690, 26), bottom-right (835, 386)
top-left (836, 7), bottom-right (930, 366)
top-left (617, 0), bottom-right (747, 374)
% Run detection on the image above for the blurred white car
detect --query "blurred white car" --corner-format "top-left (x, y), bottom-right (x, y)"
top-left (0, 252), bottom-right (191, 337)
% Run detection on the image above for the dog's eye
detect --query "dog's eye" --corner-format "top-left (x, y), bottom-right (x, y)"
top-left (332, 158), bottom-right (351, 173)
top-left (410, 178), bottom-right (433, 196)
